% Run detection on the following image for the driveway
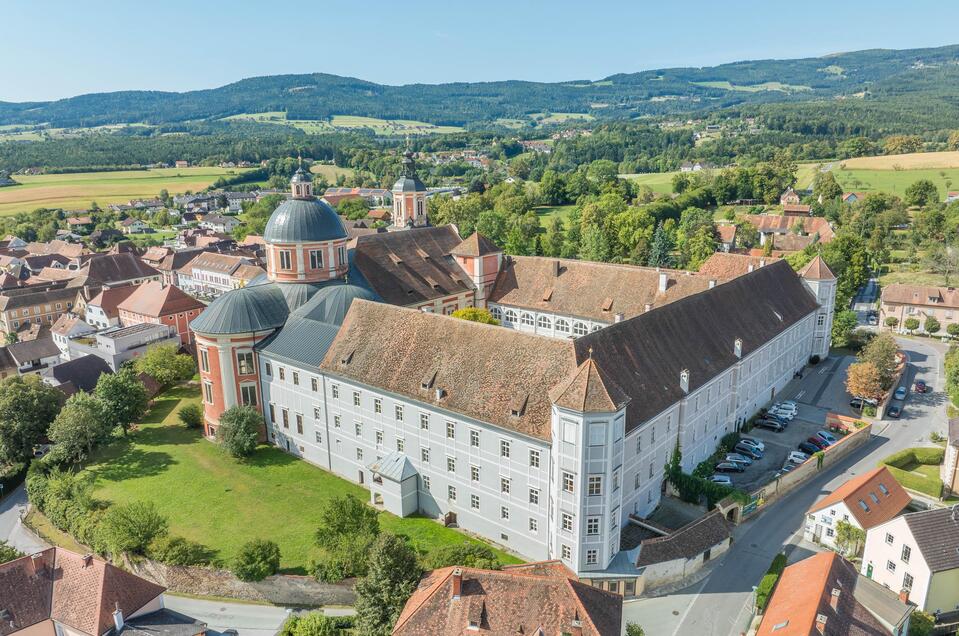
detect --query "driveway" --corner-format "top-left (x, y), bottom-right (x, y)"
top-left (0, 484), bottom-right (49, 555)
top-left (163, 596), bottom-right (294, 636)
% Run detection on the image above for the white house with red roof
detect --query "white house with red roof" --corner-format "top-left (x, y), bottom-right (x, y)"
top-left (117, 280), bottom-right (205, 344)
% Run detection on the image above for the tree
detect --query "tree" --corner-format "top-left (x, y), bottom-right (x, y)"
top-left (421, 543), bottom-right (501, 570)
top-left (948, 323), bottom-right (959, 339)
top-left (539, 170), bottom-right (568, 206)
top-left (233, 538), bottom-right (280, 582)
top-left (4, 332), bottom-right (18, 344)
top-left (883, 135), bottom-right (923, 155)
top-left (686, 225), bottom-right (717, 270)
top-left (216, 405), bottom-right (261, 458)
top-left (311, 494), bottom-right (381, 582)
top-left (315, 494), bottom-right (379, 547)
top-left (94, 366), bottom-right (148, 435)
top-left (813, 170), bottom-right (843, 202)
top-left (846, 362), bottom-right (883, 402)
top-left (646, 223), bottom-right (674, 267)
top-left (904, 180), bottom-right (939, 208)
top-left (178, 402), bottom-right (204, 428)
top-left (834, 520), bottom-right (866, 557)
top-left (134, 344), bottom-right (195, 387)
top-left (280, 613), bottom-right (355, 636)
top-left (925, 316), bottom-right (941, 335)
top-left (336, 197), bottom-right (370, 220)
top-left (450, 308), bottom-right (499, 325)
top-left (858, 333), bottom-right (898, 389)
top-left (98, 501), bottom-right (168, 556)
top-left (831, 310), bottom-right (859, 348)
top-left (905, 317), bottom-right (920, 333)
top-left (354, 533), bottom-right (423, 636)
top-left (48, 392), bottom-right (112, 465)
top-left (0, 374), bottom-right (63, 464)
top-left (0, 540), bottom-right (22, 565)
top-left (626, 625), bottom-right (646, 636)
top-left (908, 611), bottom-right (935, 636)
top-left (885, 317), bottom-right (900, 329)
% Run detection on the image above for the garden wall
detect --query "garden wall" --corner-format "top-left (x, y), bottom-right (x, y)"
top-left (128, 557), bottom-right (356, 606)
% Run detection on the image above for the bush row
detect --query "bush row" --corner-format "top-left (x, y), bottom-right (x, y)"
top-left (883, 447), bottom-right (945, 468)
top-left (883, 464), bottom-right (943, 499)
top-left (0, 462), bottom-right (27, 498)
top-left (278, 612), bottom-right (356, 636)
top-left (756, 553), bottom-right (788, 612)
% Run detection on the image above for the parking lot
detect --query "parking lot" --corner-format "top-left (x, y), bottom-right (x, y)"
top-left (722, 354), bottom-right (858, 491)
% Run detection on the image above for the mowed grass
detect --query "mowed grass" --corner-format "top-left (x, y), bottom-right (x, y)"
top-left (691, 81), bottom-right (811, 92)
top-left (618, 171), bottom-right (677, 194)
top-left (535, 204), bottom-right (576, 227)
top-left (840, 151), bottom-right (959, 170)
top-left (0, 167), bottom-right (252, 216)
top-left (309, 163), bottom-right (355, 182)
top-left (84, 386), bottom-right (521, 573)
top-left (832, 166), bottom-right (959, 196)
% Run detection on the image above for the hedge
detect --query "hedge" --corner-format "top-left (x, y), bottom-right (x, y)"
top-left (881, 448), bottom-right (945, 499)
top-left (756, 553), bottom-right (788, 612)
top-left (0, 462), bottom-right (27, 498)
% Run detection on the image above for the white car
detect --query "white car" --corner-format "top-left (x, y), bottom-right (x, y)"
top-left (772, 403), bottom-right (799, 415)
top-left (768, 408), bottom-right (795, 421)
top-left (786, 451), bottom-right (809, 465)
top-left (778, 401), bottom-right (799, 410)
top-left (738, 437), bottom-right (765, 452)
top-left (710, 474), bottom-right (733, 485)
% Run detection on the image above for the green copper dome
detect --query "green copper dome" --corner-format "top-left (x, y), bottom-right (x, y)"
top-left (263, 197), bottom-right (347, 243)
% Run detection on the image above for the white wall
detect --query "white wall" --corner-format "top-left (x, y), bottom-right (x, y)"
top-left (862, 516), bottom-right (932, 610)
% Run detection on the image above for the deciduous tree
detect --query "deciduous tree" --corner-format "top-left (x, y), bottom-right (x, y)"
top-left (48, 392), bottom-right (112, 465)
top-left (846, 362), bottom-right (883, 402)
top-left (831, 310), bottom-right (859, 348)
top-left (354, 533), bottom-right (423, 636)
top-left (834, 520), bottom-right (866, 557)
top-left (95, 366), bottom-right (148, 435)
top-left (925, 316), bottom-right (941, 334)
top-left (134, 344), bottom-right (195, 387)
top-left (858, 333), bottom-right (898, 389)
top-left (216, 405), bottom-right (261, 458)
top-left (0, 375), bottom-right (63, 464)
top-left (905, 317), bottom-right (920, 333)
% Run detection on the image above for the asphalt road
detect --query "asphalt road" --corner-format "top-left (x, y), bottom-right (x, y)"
top-left (625, 337), bottom-right (947, 636)
top-left (0, 484), bottom-right (49, 554)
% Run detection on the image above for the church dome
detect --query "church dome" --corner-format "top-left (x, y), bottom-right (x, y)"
top-left (263, 198), bottom-right (347, 243)
top-left (190, 283), bottom-right (290, 335)
top-left (392, 152), bottom-right (427, 193)
top-left (289, 282), bottom-right (377, 326)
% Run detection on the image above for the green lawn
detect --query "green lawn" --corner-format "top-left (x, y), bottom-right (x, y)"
top-left (84, 386), bottom-right (520, 573)
top-left (534, 204), bottom-right (576, 228)
top-left (880, 268), bottom-right (955, 288)
top-left (618, 172), bottom-right (677, 194)
top-left (831, 166), bottom-right (959, 196)
top-left (221, 112), bottom-right (463, 136)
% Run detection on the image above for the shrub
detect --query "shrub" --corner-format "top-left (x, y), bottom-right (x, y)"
top-left (0, 540), bottom-right (22, 564)
top-left (909, 611), bottom-right (935, 636)
top-left (808, 354), bottom-right (821, 365)
top-left (421, 543), bottom-right (501, 571)
top-left (178, 403), bottom-right (204, 429)
top-left (148, 535), bottom-right (215, 566)
top-left (881, 448), bottom-right (945, 499)
top-left (233, 538), bottom-right (280, 582)
top-left (755, 553), bottom-right (787, 612)
top-left (98, 501), bottom-right (168, 556)
top-left (310, 533), bottom-right (378, 583)
top-left (280, 613), bottom-right (356, 636)
top-left (216, 405), bottom-right (262, 458)
top-left (0, 462), bottom-right (27, 498)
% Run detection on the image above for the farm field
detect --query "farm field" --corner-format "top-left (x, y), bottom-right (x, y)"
top-left (831, 166), bottom-right (959, 196)
top-left (222, 112), bottom-right (463, 135)
top-left (309, 163), bottom-right (355, 182)
top-left (839, 151), bottom-right (959, 170)
top-left (691, 81), bottom-right (812, 92)
top-left (84, 385), bottom-right (521, 574)
top-left (0, 167), bottom-right (252, 215)
top-left (528, 112), bottom-right (595, 124)
top-left (618, 171), bottom-right (677, 194)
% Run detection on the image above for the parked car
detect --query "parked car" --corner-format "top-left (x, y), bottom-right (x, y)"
top-left (710, 474), bottom-right (733, 485)
top-left (867, 315), bottom-right (879, 326)
top-left (767, 410), bottom-right (794, 422)
top-left (787, 451), bottom-right (810, 464)
top-left (778, 400), bottom-right (799, 410)
top-left (772, 402), bottom-right (799, 415)
top-left (738, 437), bottom-right (765, 452)
top-left (850, 397), bottom-right (879, 409)
top-left (815, 430), bottom-right (837, 445)
top-left (755, 419), bottom-right (785, 432)
top-left (894, 386), bottom-right (907, 400)
top-left (915, 380), bottom-right (928, 393)
top-left (725, 453), bottom-right (753, 466)
top-left (887, 405), bottom-right (901, 418)
top-left (798, 441), bottom-right (820, 455)
top-left (735, 443), bottom-right (763, 459)
top-left (715, 461), bottom-right (746, 473)
top-left (780, 462), bottom-right (796, 474)
top-left (806, 436), bottom-right (828, 450)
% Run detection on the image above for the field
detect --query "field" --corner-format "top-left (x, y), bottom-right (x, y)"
top-left (831, 166), bottom-right (959, 196)
top-left (691, 81), bottom-right (812, 93)
top-left (0, 167), bottom-right (252, 215)
top-left (839, 151), bottom-right (959, 170)
top-left (528, 112), bottom-right (595, 124)
top-left (309, 163), bottom-right (355, 182)
top-left (534, 204), bottom-right (576, 228)
top-left (879, 268), bottom-right (955, 288)
top-left (84, 386), bottom-right (521, 573)
top-left (618, 171), bottom-right (678, 194)
top-left (221, 112), bottom-right (463, 136)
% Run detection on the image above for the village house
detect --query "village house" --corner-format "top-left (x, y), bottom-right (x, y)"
top-left (79, 252), bottom-right (160, 287)
top-left (83, 284), bottom-right (138, 329)
top-left (946, 191), bottom-right (959, 203)
top-left (780, 187), bottom-right (802, 205)
top-left (176, 251), bottom-right (263, 298)
top-left (679, 160), bottom-right (714, 172)
top-left (50, 312), bottom-right (96, 360)
top-left (843, 192), bottom-right (867, 204)
top-left (224, 191), bottom-right (257, 212)
top-left (743, 214), bottom-right (835, 250)
top-left (117, 280), bottom-right (205, 344)
top-left (861, 506), bottom-right (959, 614)
top-left (880, 283), bottom-right (959, 333)
top-left (0, 283), bottom-right (84, 335)
top-left (716, 224), bottom-right (737, 252)
top-left (5, 337), bottom-right (62, 374)
top-left (322, 187), bottom-right (392, 207)
top-left (759, 551), bottom-right (913, 636)
top-left (25, 240), bottom-right (87, 259)
top-left (120, 218), bottom-right (150, 234)
top-left (199, 213), bottom-right (242, 234)
top-left (65, 215), bottom-right (94, 233)
top-left (67, 322), bottom-right (180, 371)
top-left (175, 159), bottom-right (189, 168)
top-left (943, 420), bottom-right (959, 496)
top-left (804, 466), bottom-right (911, 552)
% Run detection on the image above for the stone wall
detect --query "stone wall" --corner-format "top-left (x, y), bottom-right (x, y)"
top-left (128, 557), bottom-right (356, 607)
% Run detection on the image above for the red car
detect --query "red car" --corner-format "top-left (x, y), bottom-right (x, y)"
top-left (914, 380), bottom-right (928, 393)
top-left (806, 436), bottom-right (828, 450)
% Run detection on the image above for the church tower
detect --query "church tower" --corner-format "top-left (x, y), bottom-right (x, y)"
top-left (390, 152), bottom-right (428, 231)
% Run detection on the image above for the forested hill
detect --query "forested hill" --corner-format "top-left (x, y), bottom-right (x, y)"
top-left (3, 44), bottom-right (959, 128)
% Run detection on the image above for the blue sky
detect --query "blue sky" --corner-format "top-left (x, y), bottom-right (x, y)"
top-left (3, 0), bottom-right (959, 102)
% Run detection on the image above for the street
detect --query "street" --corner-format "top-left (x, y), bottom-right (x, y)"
top-left (0, 484), bottom-right (49, 555)
top-left (624, 336), bottom-right (948, 636)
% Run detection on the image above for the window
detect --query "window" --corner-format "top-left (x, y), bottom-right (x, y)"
top-left (504, 309), bottom-right (517, 324)
top-left (279, 250), bottom-right (292, 270)
top-left (354, 421), bottom-right (362, 436)
top-left (356, 448), bottom-right (363, 461)
top-left (448, 486), bottom-right (457, 502)
top-left (501, 506), bottom-right (510, 520)
top-left (635, 434), bottom-right (642, 453)
top-left (311, 377), bottom-right (318, 392)
top-left (886, 560), bottom-right (896, 573)
top-left (296, 414), bottom-right (303, 435)
top-left (422, 475), bottom-right (430, 491)
top-left (878, 483), bottom-right (890, 496)
top-left (635, 474), bottom-right (641, 489)
top-left (613, 471), bottom-right (620, 491)
top-left (817, 314), bottom-right (825, 326)
top-left (447, 457), bottom-right (456, 473)
top-left (490, 306), bottom-right (502, 321)
top-left (869, 492), bottom-right (879, 504)
top-left (313, 406), bottom-right (321, 420)
top-left (269, 404), bottom-right (276, 423)
top-left (471, 465), bottom-right (480, 481)
top-left (338, 246), bottom-right (346, 264)
top-left (903, 572), bottom-right (913, 590)
top-left (520, 313), bottom-right (534, 326)
top-left (278, 367), bottom-right (285, 381)
top-left (651, 426), bottom-right (656, 443)
top-left (203, 381), bottom-right (213, 404)
top-left (648, 464), bottom-right (654, 479)
top-left (586, 550), bottom-right (598, 565)
top-left (396, 438), bottom-right (405, 452)
top-left (563, 472), bottom-right (575, 493)
top-left (471, 495), bottom-right (480, 510)
top-left (826, 528), bottom-right (835, 537)
top-left (282, 409), bottom-right (289, 429)
top-left (240, 384), bottom-right (257, 407)
top-left (901, 545), bottom-right (911, 563)
top-left (537, 315), bottom-right (551, 330)
top-left (588, 475), bottom-right (603, 496)
top-left (331, 384), bottom-right (339, 399)
top-left (395, 405), bottom-right (404, 421)
top-left (309, 249), bottom-right (323, 269)
top-left (315, 431), bottom-right (322, 444)
top-left (421, 448), bottom-right (430, 463)
top-left (562, 420), bottom-right (577, 443)
top-left (333, 415), bottom-right (341, 428)
top-left (446, 421), bottom-right (456, 439)
top-left (561, 545), bottom-right (571, 560)
top-left (501, 477), bottom-right (511, 494)
top-left (555, 319), bottom-right (570, 334)
top-left (589, 423), bottom-right (605, 446)
top-left (500, 440), bottom-right (511, 458)
top-left (375, 430), bottom-right (383, 446)
top-left (562, 513), bottom-right (574, 532)
top-left (529, 449), bottom-right (540, 468)
top-left (529, 518), bottom-right (538, 533)
top-left (236, 351), bottom-right (254, 375)
top-left (292, 371), bottom-right (299, 386)
top-left (420, 413), bottom-right (429, 430)
top-left (470, 430), bottom-right (480, 447)
top-left (587, 517), bottom-right (600, 535)
top-left (885, 533), bottom-right (894, 545)
top-left (199, 349), bottom-right (209, 372)
top-left (573, 322), bottom-right (588, 336)
top-left (374, 398), bottom-right (382, 413)
top-left (353, 391), bottom-right (361, 407)
top-left (529, 488), bottom-right (540, 505)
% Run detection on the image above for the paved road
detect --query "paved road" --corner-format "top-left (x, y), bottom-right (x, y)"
top-left (853, 277), bottom-right (880, 329)
top-left (625, 337), bottom-right (947, 636)
top-left (0, 484), bottom-right (49, 554)
top-left (163, 596), bottom-right (293, 636)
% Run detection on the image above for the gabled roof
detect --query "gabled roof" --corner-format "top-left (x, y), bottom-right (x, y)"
top-left (87, 284), bottom-right (138, 318)
top-left (549, 357), bottom-right (630, 413)
top-left (51, 313), bottom-right (93, 337)
top-left (635, 510), bottom-right (731, 567)
top-left (716, 224), bottom-right (737, 243)
top-left (51, 354), bottom-right (112, 393)
top-left (881, 283), bottom-right (959, 309)
top-left (0, 547), bottom-right (165, 636)
top-left (80, 253), bottom-right (159, 284)
top-left (807, 466), bottom-right (909, 530)
top-left (451, 232), bottom-right (501, 257)
top-left (901, 506), bottom-right (959, 572)
top-left (799, 255), bottom-right (836, 281)
top-left (393, 562), bottom-right (622, 636)
top-left (6, 337), bottom-right (61, 364)
top-left (117, 281), bottom-right (205, 318)
top-left (368, 451), bottom-right (418, 482)
top-left (698, 253), bottom-right (781, 281)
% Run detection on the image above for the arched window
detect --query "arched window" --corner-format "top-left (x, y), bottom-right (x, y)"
top-left (521, 313), bottom-right (534, 326)
top-left (537, 315), bottom-right (552, 330)
top-left (591, 325), bottom-right (602, 333)
top-left (573, 322), bottom-right (588, 336)
top-left (490, 306), bottom-right (502, 321)
top-left (555, 319), bottom-right (570, 334)
top-left (504, 309), bottom-right (517, 324)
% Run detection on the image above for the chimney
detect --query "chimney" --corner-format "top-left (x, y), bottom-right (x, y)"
top-left (708, 279), bottom-right (716, 289)
top-left (759, 258), bottom-right (766, 267)
top-left (830, 588), bottom-right (841, 611)
top-left (552, 260), bottom-right (560, 277)
top-left (452, 568), bottom-right (463, 600)
top-left (680, 369), bottom-right (690, 394)
top-left (747, 263), bottom-right (754, 273)
top-left (614, 312), bottom-right (624, 323)
top-left (435, 387), bottom-right (445, 401)
top-left (734, 338), bottom-right (743, 359)
top-left (570, 618), bottom-right (583, 636)
top-left (658, 272), bottom-right (668, 293)
top-left (815, 614), bottom-right (828, 634)
top-left (82, 554), bottom-right (93, 567)
top-left (898, 589), bottom-right (910, 604)
top-left (112, 605), bottom-right (124, 632)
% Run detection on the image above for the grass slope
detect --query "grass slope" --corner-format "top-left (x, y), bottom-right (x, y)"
top-left (0, 167), bottom-right (251, 216)
top-left (85, 386), bottom-right (521, 573)
top-left (222, 112), bottom-right (463, 136)
top-left (618, 172), bottom-right (676, 194)
top-left (832, 166), bottom-right (959, 196)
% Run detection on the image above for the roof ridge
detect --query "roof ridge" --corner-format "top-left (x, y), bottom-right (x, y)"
top-left (392, 567), bottom-right (456, 632)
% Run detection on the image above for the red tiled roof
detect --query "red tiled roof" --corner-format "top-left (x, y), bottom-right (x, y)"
top-left (451, 232), bottom-right (501, 257)
top-left (117, 281), bottom-right (205, 318)
top-left (881, 283), bottom-right (959, 309)
top-left (87, 284), bottom-right (140, 318)
top-left (807, 466), bottom-right (910, 530)
top-left (697, 253), bottom-right (781, 281)
top-left (716, 224), bottom-right (737, 243)
top-left (799, 255), bottom-right (836, 281)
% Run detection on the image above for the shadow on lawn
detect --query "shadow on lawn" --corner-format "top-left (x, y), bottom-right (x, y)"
top-left (91, 445), bottom-right (176, 482)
